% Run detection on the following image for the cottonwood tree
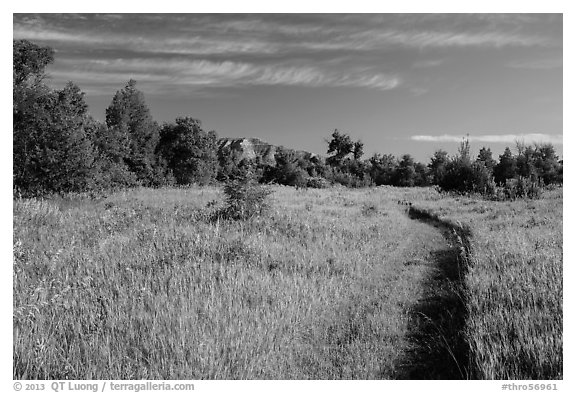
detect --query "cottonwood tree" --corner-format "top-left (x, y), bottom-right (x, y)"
top-left (13, 40), bottom-right (97, 194)
top-left (14, 40), bottom-right (54, 192)
top-left (368, 153), bottom-right (397, 185)
top-left (156, 117), bottom-right (218, 185)
top-left (533, 143), bottom-right (562, 184)
top-left (494, 147), bottom-right (517, 185)
top-left (476, 147), bottom-right (497, 173)
top-left (326, 129), bottom-right (354, 167)
top-left (428, 149), bottom-right (449, 185)
top-left (105, 80), bottom-right (162, 185)
top-left (393, 154), bottom-right (418, 187)
top-left (13, 39), bottom-right (54, 88)
top-left (353, 140), bottom-right (364, 161)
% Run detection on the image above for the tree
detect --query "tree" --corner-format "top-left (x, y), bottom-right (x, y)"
top-left (13, 39), bottom-right (54, 87)
top-left (353, 140), bottom-right (364, 161)
top-left (217, 145), bottom-right (244, 181)
top-left (326, 129), bottom-right (354, 166)
top-left (14, 82), bottom-right (98, 194)
top-left (414, 162), bottom-right (430, 186)
top-left (105, 80), bottom-right (161, 185)
top-left (393, 154), bottom-right (417, 187)
top-left (476, 147), bottom-right (497, 173)
top-left (515, 143), bottom-right (537, 180)
top-left (13, 40), bottom-right (98, 194)
top-left (457, 137), bottom-right (472, 165)
top-left (368, 153), bottom-right (397, 185)
top-left (429, 149), bottom-right (449, 185)
top-left (156, 117), bottom-right (218, 185)
top-left (261, 147), bottom-right (308, 187)
top-left (533, 144), bottom-right (562, 184)
top-left (494, 147), bottom-right (518, 185)
top-left (13, 40), bottom-right (55, 192)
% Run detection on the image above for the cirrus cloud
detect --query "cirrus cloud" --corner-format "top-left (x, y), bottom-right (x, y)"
top-left (411, 133), bottom-right (563, 144)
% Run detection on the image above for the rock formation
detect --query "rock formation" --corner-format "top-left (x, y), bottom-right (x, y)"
top-left (217, 137), bottom-right (321, 165)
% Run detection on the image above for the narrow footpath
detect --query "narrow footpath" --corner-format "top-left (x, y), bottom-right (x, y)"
top-left (391, 205), bottom-right (470, 379)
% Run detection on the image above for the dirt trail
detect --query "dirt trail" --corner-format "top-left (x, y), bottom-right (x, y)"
top-left (391, 206), bottom-right (469, 379)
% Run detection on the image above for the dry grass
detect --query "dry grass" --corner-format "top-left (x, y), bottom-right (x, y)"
top-left (13, 185), bottom-right (562, 380)
top-left (14, 186), bottom-right (443, 379)
top-left (413, 188), bottom-right (563, 379)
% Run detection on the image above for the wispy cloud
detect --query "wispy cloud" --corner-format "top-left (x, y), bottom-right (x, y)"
top-left (13, 13), bottom-right (557, 59)
top-left (13, 24), bottom-right (278, 55)
top-left (13, 13), bottom-right (562, 97)
top-left (342, 30), bottom-right (551, 51)
top-left (411, 133), bottom-right (563, 144)
top-left (50, 58), bottom-right (401, 93)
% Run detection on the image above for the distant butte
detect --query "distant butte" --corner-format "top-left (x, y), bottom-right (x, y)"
top-left (217, 137), bottom-right (322, 165)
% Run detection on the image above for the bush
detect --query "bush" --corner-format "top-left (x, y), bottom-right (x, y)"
top-left (218, 176), bottom-right (273, 220)
top-left (502, 177), bottom-right (543, 200)
top-left (306, 177), bottom-right (330, 189)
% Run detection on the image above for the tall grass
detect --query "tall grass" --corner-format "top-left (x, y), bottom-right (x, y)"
top-left (14, 185), bottom-right (446, 379)
top-left (413, 188), bottom-right (563, 379)
top-left (13, 185), bottom-right (562, 379)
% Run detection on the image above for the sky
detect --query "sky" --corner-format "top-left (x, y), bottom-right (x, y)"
top-left (12, 13), bottom-right (563, 162)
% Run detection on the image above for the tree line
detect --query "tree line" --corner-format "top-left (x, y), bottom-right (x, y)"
top-left (14, 40), bottom-right (562, 198)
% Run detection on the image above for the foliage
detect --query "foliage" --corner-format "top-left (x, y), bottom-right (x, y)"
top-left (493, 147), bottom-right (517, 185)
top-left (393, 154), bottom-right (418, 187)
top-left (265, 147), bottom-right (308, 187)
top-left (433, 138), bottom-right (559, 200)
top-left (13, 39), bottom-right (563, 196)
top-left (326, 129), bottom-right (354, 166)
top-left (105, 80), bottom-right (162, 186)
top-left (440, 159), bottom-right (494, 195)
top-left (428, 150), bottom-right (449, 185)
top-left (305, 176), bottom-right (330, 189)
top-left (352, 140), bottom-right (364, 161)
top-left (216, 145), bottom-right (245, 181)
top-left (13, 39), bottom-right (54, 87)
top-left (218, 174), bottom-right (273, 220)
top-left (501, 177), bottom-right (543, 200)
top-left (476, 147), bottom-right (496, 174)
top-left (326, 129), bottom-right (364, 167)
top-left (156, 117), bottom-right (218, 185)
top-left (368, 153), bottom-right (397, 186)
top-left (13, 40), bottom-right (98, 195)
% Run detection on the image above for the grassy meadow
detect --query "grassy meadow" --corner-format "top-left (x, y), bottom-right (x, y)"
top-left (412, 188), bottom-right (563, 379)
top-left (12, 185), bottom-right (562, 379)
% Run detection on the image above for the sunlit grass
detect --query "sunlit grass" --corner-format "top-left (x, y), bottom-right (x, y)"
top-left (14, 186), bottom-right (443, 379)
top-left (13, 185), bottom-right (562, 379)
top-left (413, 188), bottom-right (563, 379)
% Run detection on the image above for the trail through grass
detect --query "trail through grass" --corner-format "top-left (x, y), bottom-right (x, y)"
top-left (13, 186), bottom-right (562, 379)
top-left (14, 186), bottom-right (450, 379)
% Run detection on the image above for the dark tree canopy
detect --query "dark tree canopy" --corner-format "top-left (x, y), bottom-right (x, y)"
top-left (326, 129), bottom-right (354, 165)
top-left (429, 149), bottom-right (449, 185)
top-left (156, 117), bottom-right (218, 185)
top-left (494, 147), bottom-right (518, 185)
top-left (353, 140), bottom-right (364, 161)
top-left (105, 80), bottom-right (162, 185)
top-left (476, 147), bottom-right (497, 173)
top-left (13, 39), bottom-right (54, 87)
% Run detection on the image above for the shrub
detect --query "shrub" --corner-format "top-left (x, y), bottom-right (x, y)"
top-left (218, 176), bottom-right (273, 220)
top-left (306, 177), bottom-right (330, 189)
top-left (502, 177), bottom-right (543, 200)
